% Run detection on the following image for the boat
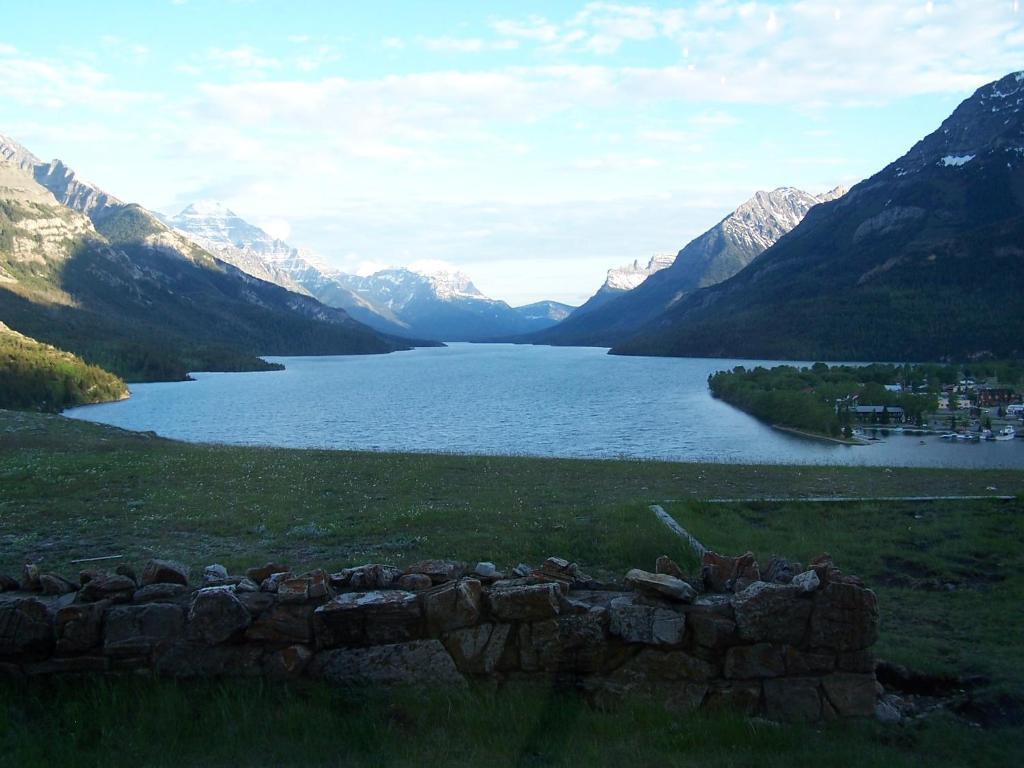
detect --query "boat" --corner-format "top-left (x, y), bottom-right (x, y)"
top-left (981, 429), bottom-right (995, 441)
top-left (941, 433), bottom-right (957, 440)
top-left (995, 426), bottom-right (1016, 441)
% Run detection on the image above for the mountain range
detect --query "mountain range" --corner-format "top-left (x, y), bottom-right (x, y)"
top-left (166, 202), bottom-right (574, 341)
top-left (613, 71), bottom-right (1024, 361)
top-left (0, 136), bottom-right (426, 381)
top-left (525, 186), bottom-right (845, 347)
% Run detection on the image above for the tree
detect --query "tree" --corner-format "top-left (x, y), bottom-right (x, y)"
top-left (948, 392), bottom-right (959, 411)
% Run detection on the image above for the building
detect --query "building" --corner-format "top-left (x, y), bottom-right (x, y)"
top-left (976, 387), bottom-right (1017, 407)
top-left (851, 405), bottom-right (905, 423)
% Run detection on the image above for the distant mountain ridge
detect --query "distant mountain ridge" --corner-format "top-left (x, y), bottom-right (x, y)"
top-left (527, 186), bottom-right (843, 347)
top-left (169, 200), bottom-right (571, 341)
top-left (613, 71), bottom-right (1024, 361)
top-left (0, 136), bottom-right (421, 381)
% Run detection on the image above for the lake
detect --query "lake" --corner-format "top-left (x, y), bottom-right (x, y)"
top-left (66, 343), bottom-right (1024, 468)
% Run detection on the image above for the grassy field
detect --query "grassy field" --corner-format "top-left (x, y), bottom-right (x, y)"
top-left (1, 410), bottom-right (1023, 766)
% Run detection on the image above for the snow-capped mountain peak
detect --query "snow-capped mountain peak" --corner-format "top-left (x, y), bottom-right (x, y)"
top-left (604, 253), bottom-right (676, 291)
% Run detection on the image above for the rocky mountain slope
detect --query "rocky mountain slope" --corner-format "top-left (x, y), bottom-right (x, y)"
top-left (613, 71), bottom-right (1024, 361)
top-left (568, 254), bottom-right (675, 321)
top-left (0, 139), bottom-right (420, 381)
top-left (513, 300), bottom-right (576, 330)
top-left (528, 187), bottom-right (843, 347)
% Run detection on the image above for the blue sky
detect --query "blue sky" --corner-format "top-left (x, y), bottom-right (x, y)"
top-left (2, 1), bottom-right (1022, 304)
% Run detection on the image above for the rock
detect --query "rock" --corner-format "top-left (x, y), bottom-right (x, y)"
top-left (261, 571), bottom-right (293, 592)
top-left (25, 656), bottom-right (109, 675)
top-left (732, 582), bottom-right (813, 645)
top-left (55, 602), bottom-right (106, 654)
top-left (687, 612), bottom-right (738, 650)
top-left (821, 673), bottom-right (877, 717)
top-left (246, 563), bottom-right (289, 584)
top-left (277, 577), bottom-right (310, 604)
top-left (142, 559), bottom-right (190, 587)
top-left (314, 590), bottom-right (421, 648)
top-left (534, 556), bottom-right (582, 583)
top-left (473, 562), bottom-right (497, 578)
top-left (764, 557), bottom-right (797, 584)
top-left (875, 695), bottom-right (902, 724)
top-left (763, 677), bottom-right (823, 722)
top-left (592, 649), bottom-right (714, 712)
top-left (187, 586), bottom-right (251, 645)
top-left (724, 643), bottom-right (786, 679)
top-left (520, 611), bottom-right (614, 674)
top-left (0, 598), bottom-right (54, 657)
top-left (792, 570), bottom-right (821, 593)
top-left (701, 551), bottom-right (760, 593)
top-left (608, 595), bottom-right (685, 646)
top-left (133, 583), bottom-right (188, 603)
top-left (77, 574), bottom-right (136, 603)
top-left (154, 642), bottom-right (263, 678)
top-left (655, 556), bottom-right (684, 578)
top-left (309, 639), bottom-right (466, 687)
top-left (39, 574), bottom-right (77, 596)
top-left (512, 563), bottom-right (531, 578)
top-left (236, 591), bottom-right (276, 615)
top-left (300, 569), bottom-right (331, 600)
top-left (0, 574), bottom-right (19, 592)
top-left (264, 644), bottom-right (312, 679)
top-left (783, 647), bottom-right (835, 675)
top-left (443, 623), bottom-right (512, 675)
top-left (487, 583), bottom-right (561, 622)
top-left (625, 569), bottom-right (697, 603)
top-left (21, 564), bottom-right (41, 592)
top-left (396, 573), bottom-right (433, 591)
top-left (203, 564), bottom-right (229, 584)
top-left (837, 650), bottom-right (875, 673)
top-left (103, 604), bottom-right (185, 656)
top-left (234, 577), bottom-right (260, 593)
top-left (332, 564), bottom-right (401, 591)
top-left (115, 564), bottom-right (138, 584)
top-left (246, 604), bottom-right (315, 645)
top-left (810, 582), bottom-right (879, 651)
top-left (405, 560), bottom-right (464, 584)
top-left (422, 579), bottom-right (482, 633)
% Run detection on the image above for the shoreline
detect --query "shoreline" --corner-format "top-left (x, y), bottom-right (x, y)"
top-left (771, 424), bottom-right (869, 446)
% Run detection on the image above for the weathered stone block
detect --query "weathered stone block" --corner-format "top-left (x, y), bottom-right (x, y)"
top-left (443, 623), bottom-right (512, 675)
top-left (810, 582), bottom-right (879, 651)
top-left (187, 586), bottom-right (251, 645)
top-left (313, 590), bottom-right (421, 648)
top-left (422, 579), bottom-right (482, 633)
top-left (154, 642), bottom-right (263, 678)
top-left (55, 601), bottom-right (106, 654)
top-left (724, 643), bottom-right (786, 679)
top-left (246, 603), bottom-right (315, 645)
top-left (783, 646), bottom-right (835, 675)
top-left (104, 604), bottom-right (185, 656)
top-left (487, 583), bottom-right (561, 622)
top-left (702, 551), bottom-right (760, 593)
top-left (77, 574), bottom-right (136, 603)
top-left (25, 656), bottom-right (109, 675)
top-left (309, 639), bottom-right (466, 687)
top-left (655, 555), bottom-right (684, 578)
top-left (625, 569), bottom-right (697, 603)
top-left (264, 644), bottom-right (312, 679)
top-left (39, 574), bottom-right (77, 596)
top-left (590, 649), bottom-right (713, 712)
top-left (837, 649), bottom-right (875, 673)
top-left (133, 584), bottom-right (188, 603)
top-left (0, 598), bottom-right (54, 657)
top-left (687, 612), bottom-right (737, 650)
top-left (142, 559), bottom-right (190, 587)
top-left (608, 595), bottom-right (685, 646)
top-left (763, 677), bottom-right (822, 722)
top-left (396, 573), bottom-right (433, 591)
top-left (246, 562), bottom-right (289, 584)
top-left (732, 582), bottom-right (813, 645)
top-left (519, 610), bottom-right (614, 674)
top-left (277, 577), bottom-right (310, 604)
top-left (334, 564), bottom-right (402, 591)
top-left (821, 673), bottom-right (877, 717)
top-left (405, 560), bottom-right (464, 584)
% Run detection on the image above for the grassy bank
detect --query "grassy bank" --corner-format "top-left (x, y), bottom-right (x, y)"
top-left (2, 411), bottom-right (1023, 766)
top-left (1, 410), bottom-right (1022, 578)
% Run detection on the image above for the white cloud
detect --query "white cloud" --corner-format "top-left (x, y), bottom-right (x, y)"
top-left (422, 37), bottom-right (486, 53)
top-left (207, 46), bottom-right (280, 71)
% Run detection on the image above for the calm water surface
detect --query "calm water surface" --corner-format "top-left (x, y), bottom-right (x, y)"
top-left (66, 344), bottom-right (1024, 468)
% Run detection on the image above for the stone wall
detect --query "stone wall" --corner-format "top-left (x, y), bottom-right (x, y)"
top-left (0, 552), bottom-right (880, 722)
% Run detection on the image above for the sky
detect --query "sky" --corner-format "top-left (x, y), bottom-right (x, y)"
top-left (1, 1), bottom-right (1022, 305)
